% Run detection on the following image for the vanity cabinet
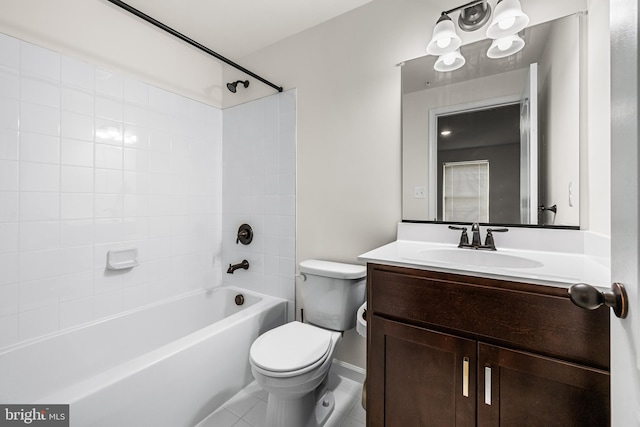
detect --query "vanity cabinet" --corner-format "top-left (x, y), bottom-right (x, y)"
top-left (366, 263), bottom-right (610, 427)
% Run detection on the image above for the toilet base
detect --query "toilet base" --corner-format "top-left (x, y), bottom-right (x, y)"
top-left (265, 388), bottom-right (335, 427)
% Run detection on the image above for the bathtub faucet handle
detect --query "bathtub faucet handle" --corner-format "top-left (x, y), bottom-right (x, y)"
top-left (227, 260), bottom-right (250, 274)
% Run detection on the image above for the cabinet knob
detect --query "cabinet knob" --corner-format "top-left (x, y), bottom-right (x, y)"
top-left (568, 282), bottom-right (628, 318)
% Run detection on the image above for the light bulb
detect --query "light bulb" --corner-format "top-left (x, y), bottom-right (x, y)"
top-left (443, 54), bottom-right (456, 66)
top-left (498, 16), bottom-right (516, 30)
top-left (498, 39), bottom-right (513, 51)
top-left (437, 37), bottom-right (451, 49)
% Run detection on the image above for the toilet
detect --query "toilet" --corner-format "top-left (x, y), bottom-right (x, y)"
top-left (249, 260), bottom-right (366, 427)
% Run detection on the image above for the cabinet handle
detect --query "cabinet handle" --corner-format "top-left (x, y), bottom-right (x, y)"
top-left (484, 366), bottom-right (492, 405)
top-left (462, 357), bottom-right (469, 397)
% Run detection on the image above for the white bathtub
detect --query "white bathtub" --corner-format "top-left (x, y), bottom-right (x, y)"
top-left (0, 287), bottom-right (287, 427)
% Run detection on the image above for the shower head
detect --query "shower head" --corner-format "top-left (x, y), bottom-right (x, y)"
top-left (226, 80), bottom-right (250, 93)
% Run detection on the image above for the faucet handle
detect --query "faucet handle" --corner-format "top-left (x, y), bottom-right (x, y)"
top-left (484, 228), bottom-right (508, 250)
top-left (448, 225), bottom-right (469, 247)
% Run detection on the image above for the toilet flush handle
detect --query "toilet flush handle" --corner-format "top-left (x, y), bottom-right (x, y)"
top-left (295, 273), bottom-right (307, 281)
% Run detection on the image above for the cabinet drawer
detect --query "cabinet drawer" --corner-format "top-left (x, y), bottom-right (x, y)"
top-left (368, 263), bottom-right (610, 370)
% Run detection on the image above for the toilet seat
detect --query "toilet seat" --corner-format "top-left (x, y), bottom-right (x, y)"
top-left (250, 322), bottom-right (333, 377)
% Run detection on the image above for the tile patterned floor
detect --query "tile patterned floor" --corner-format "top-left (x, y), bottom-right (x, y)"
top-left (196, 364), bottom-right (366, 427)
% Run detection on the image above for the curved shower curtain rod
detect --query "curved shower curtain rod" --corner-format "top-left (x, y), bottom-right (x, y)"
top-left (105, 0), bottom-right (283, 93)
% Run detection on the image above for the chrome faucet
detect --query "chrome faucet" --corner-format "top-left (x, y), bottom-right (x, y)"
top-left (448, 223), bottom-right (508, 251)
top-left (227, 259), bottom-right (249, 274)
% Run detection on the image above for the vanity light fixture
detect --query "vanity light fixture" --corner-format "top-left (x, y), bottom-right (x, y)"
top-left (486, 33), bottom-right (525, 58)
top-left (426, 0), bottom-right (529, 72)
top-left (426, 14), bottom-right (462, 56)
top-left (434, 49), bottom-right (466, 72)
top-left (486, 0), bottom-right (530, 39)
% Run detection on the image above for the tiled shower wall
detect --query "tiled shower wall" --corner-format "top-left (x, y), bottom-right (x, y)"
top-left (222, 91), bottom-right (296, 309)
top-left (0, 33), bottom-right (224, 348)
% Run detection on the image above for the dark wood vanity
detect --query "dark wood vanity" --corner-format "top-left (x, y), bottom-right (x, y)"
top-left (366, 262), bottom-right (610, 426)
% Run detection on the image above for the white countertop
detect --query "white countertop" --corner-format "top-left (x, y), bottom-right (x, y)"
top-left (357, 223), bottom-right (611, 289)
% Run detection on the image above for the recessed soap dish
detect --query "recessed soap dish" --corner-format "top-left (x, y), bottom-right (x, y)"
top-left (107, 248), bottom-right (139, 270)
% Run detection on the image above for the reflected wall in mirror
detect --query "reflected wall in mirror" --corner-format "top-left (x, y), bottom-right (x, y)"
top-left (402, 13), bottom-right (583, 227)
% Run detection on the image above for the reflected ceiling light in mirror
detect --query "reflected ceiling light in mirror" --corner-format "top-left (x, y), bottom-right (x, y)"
top-left (434, 49), bottom-right (466, 72)
top-left (487, 34), bottom-right (525, 58)
top-left (426, 15), bottom-right (462, 55)
top-left (486, 0), bottom-right (530, 39)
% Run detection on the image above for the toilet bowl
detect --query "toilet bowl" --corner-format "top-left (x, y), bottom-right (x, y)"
top-left (249, 260), bottom-right (366, 427)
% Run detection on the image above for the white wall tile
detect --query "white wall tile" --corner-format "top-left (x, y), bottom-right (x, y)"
top-left (21, 77), bottom-right (60, 108)
top-left (62, 86), bottom-right (94, 115)
top-left (0, 253), bottom-right (19, 286)
top-left (60, 193), bottom-right (94, 220)
top-left (96, 96), bottom-right (123, 121)
top-left (61, 138), bottom-right (94, 166)
top-left (123, 125), bottom-right (149, 150)
top-left (19, 277), bottom-right (59, 312)
top-left (59, 271), bottom-right (94, 302)
top-left (94, 194), bottom-right (123, 219)
top-left (1, 33), bottom-right (225, 348)
top-left (59, 297), bottom-right (94, 329)
top-left (61, 111), bottom-right (94, 141)
top-left (20, 102), bottom-right (59, 136)
top-left (0, 160), bottom-right (18, 191)
top-left (61, 57), bottom-right (94, 92)
top-left (58, 246), bottom-right (94, 276)
top-left (20, 132), bottom-right (59, 164)
top-left (0, 129), bottom-right (19, 160)
top-left (0, 34), bottom-right (19, 70)
top-left (0, 284), bottom-right (18, 317)
top-left (124, 78), bottom-right (149, 106)
top-left (95, 68), bottom-right (122, 99)
top-left (61, 166), bottom-right (94, 193)
top-left (95, 168), bottom-right (123, 194)
top-left (20, 249), bottom-right (61, 282)
top-left (19, 162), bottom-right (60, 192)
top-left (0, 97), bottom-right (19, 129)
top-left (60, 220), bottom-right (94, 248)
top-left (95, 119), bottom-right (123, 146)
top-left (20, 192), bottom-right (59, 221)
top-left (20, 221), bottom-right (60, 252)
top-left (18, 304), bottom-right (59, 341)
top-left (20, 41), bottom-right (59, 82)
top-left (95, 143), bottom-right (123, 170)
top-left (0, 223), bottom-right (18, 254)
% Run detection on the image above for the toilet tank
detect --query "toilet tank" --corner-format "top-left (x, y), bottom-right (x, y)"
top-left (299, 260), bottom-right (366, 331)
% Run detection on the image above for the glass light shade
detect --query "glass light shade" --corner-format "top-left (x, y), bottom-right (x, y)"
top-left (486, 0), bottom-right (529, 39)
top-left (427, 15), bottom-right (462, 56)
top-left (434, 49), bottom-right (466, 72)
top-left (487, 34), bottom-right (525, 58)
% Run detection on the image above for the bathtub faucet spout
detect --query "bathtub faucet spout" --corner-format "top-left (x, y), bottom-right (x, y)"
top-left (227, 260), bottom-right (249, 274)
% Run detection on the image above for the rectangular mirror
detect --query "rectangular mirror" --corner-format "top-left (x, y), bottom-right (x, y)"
top-left (402, 13), bottom-right (583, 228)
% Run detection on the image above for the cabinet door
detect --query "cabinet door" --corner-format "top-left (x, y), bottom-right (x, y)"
top-left (368, 315), bottom-right (476, 427)
top-left (477, 343), bottom-right (610, 427)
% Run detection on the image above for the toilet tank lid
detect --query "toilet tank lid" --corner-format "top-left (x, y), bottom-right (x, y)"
top-left (299, 260), bottom-right (366, 279)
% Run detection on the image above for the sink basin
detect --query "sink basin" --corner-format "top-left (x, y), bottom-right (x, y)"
top-left (417, 248), bottom-right (544, 269)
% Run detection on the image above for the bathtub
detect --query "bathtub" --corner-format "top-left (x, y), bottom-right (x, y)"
top-left (0, 287), bottom-right (287, 427)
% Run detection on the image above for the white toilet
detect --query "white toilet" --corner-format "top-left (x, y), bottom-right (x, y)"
top-left (249, 260), bottom-right (366, 427)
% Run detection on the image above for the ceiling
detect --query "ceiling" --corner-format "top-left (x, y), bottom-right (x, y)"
top-left (115, 0), bottom-right (375, 60)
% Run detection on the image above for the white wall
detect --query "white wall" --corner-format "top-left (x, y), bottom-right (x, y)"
top-left (0, 33), bottom-right (223, 349)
